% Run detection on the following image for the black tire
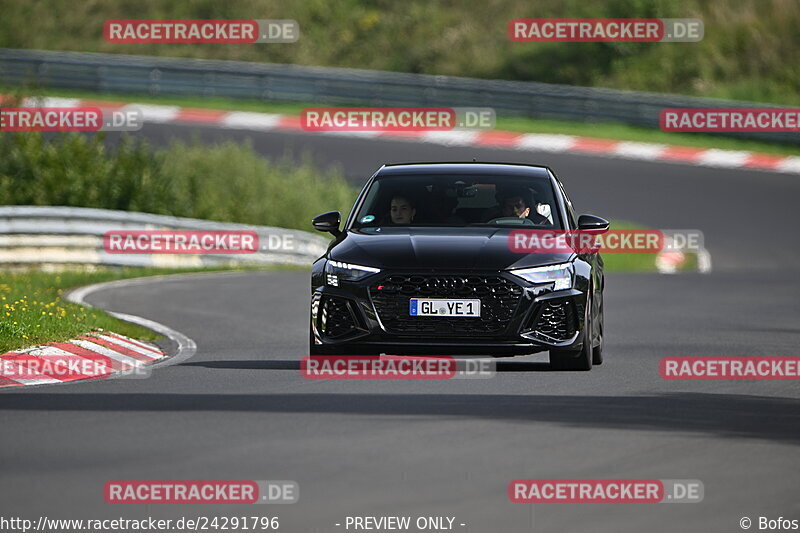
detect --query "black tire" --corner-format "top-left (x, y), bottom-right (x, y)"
top-left (592, 298), bottom-right (604, 365)
top-left (549, 292), bottom-right (593, 371)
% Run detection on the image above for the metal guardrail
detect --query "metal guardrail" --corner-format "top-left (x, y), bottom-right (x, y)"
top-left (0, 206), bottom-right (329, 268)
top-left (1, 48), bottom-right (797, 144)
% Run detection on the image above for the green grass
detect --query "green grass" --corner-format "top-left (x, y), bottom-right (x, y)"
top-left (0, 0), bottom-right (798, 106)
top-left (597, 220), bottom-right (654, 273)
top-left (9, 87), bottom-right (799, 156)
top-left (598, 220), bottom-right (701, 273)
top-left (0, 268), bottom-right (163, 353)
top-left (0, 265), bottom-right (307, 353)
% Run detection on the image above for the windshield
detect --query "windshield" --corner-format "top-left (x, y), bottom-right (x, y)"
top-left (351, 174), bottom-right (563, 230)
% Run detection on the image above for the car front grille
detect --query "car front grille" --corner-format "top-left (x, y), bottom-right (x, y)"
top-left (369, 274), bottom-right (524, 337)
top-left (528, 300), bottom-right (578, 341)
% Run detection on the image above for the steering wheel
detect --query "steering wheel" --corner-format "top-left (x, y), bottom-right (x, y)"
top-left (486, 217), bottom-right (537, 226)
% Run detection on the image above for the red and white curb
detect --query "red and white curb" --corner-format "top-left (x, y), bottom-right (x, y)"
top-left (0, 273), bottom-right (203, 390)
top-left (0, 331), bottom-right (165, 388)
top-left (655, 242), bottom-right (713, 275)
top-left (17, 96), bottom-right (800, 175)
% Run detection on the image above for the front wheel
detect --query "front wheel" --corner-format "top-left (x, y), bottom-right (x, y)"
top-left (549, 293), bottom-right (593, 371)
top-left (592, 298), bottom-right (604, 365)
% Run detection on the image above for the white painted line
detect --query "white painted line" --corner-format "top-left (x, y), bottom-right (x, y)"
top-left (96, 334), bottom-right (164, 359)
top-left (13, 378), bottom-right (63, 386)
top-left (697, 149), bottom-right (751, 168)
top-left (21, 345), bottom-right (115, 378)
top-left (70, 339), bottom-right (144, 367)
top-left (26, 345), bottom-right (83, 358)
top-left (67, 274), bottom-right (200, 368)
top-left (420, 131), bottom-right (480, 146)
top-left (0, 358), bottom-right (58, 382)
top-left (22, 96), bottom-right (83, 108)
top-left (107, 333), bottom-right (164, 355)
top-left (323, 130), bottom-right (382, 138)
top-left (776, 156), bottom-right (800, 174)
top-left (128, 104), bottom-right (181, 123)
top-left (221, 111), bottom-right (283, 130)
top-left (515, 134), bottom-right (577, 152)
top-left (613, 142), bottom-right (668, 160)
top-left (24, 346), bottom-right (78, 357)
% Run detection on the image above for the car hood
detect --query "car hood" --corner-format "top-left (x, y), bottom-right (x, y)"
top-left (329, 227), bottom-right (574, 271)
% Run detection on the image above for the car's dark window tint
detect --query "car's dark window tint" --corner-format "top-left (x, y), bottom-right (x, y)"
top-left (557, 179), bottom-right (578, 229)
top-left (351, 174), bottom-right (564, 229)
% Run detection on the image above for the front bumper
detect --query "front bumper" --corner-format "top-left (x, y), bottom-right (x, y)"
top-left (311, 270), bottom-right (587, 356)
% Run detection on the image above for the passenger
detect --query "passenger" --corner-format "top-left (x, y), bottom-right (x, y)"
top-left (389, 195), bottom-right (416, 225)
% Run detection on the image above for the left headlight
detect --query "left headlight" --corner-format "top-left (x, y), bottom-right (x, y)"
top-left (325, 260), bottom-right (381, 286)
top-left (508, 262), bottom-right (573, 290)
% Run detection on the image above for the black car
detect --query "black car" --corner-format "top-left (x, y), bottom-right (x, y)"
top-left (309, 162), bottom-right (608, 370)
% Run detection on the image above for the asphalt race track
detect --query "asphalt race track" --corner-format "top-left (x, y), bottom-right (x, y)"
top-left (2, 125), bottom-right (800, 533)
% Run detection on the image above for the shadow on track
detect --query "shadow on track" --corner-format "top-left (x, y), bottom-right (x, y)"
top-left (177, 360), bottom-right (556, 372)
top-left (2, 391), bottom-right (799, 445)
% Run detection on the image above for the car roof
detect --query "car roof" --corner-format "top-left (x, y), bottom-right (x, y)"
top-left (375, 162), bottom-right (553, 178)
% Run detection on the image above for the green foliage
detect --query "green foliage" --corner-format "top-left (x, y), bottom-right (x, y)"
top-left (0, 0), bottom-right (797, 104)
top-left (0, 270), bottom-right (159, 352)
top-left (0, 132), bottom-right (357, 230)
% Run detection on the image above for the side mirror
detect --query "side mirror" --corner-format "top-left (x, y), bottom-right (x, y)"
top-left (577, 214), bottom-right (610, 232)
top-left (312, 211), bottom-right (342, 236)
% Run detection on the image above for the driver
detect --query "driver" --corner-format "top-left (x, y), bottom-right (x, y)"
top-left (485, 187), bottom-right (548, 224)
top-left (501, 193), bottom-right (531, 218)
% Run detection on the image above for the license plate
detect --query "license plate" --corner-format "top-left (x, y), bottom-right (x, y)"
top-left (409, 298), bottom-right (481, 317)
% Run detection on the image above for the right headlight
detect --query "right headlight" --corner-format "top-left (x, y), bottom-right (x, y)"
top-left (325, 260), bottom-right (381, 286)
top-left (508, 262), bottom-right (574, 290)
